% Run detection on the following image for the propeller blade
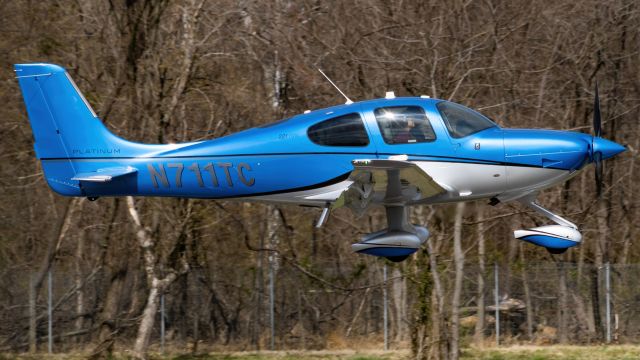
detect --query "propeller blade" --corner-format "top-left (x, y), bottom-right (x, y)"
top-left (592, 80), bottom-right (604, 197)
top-left (594, 151), bottom-right (603, 197)
top-left (593, 80), bottom-right (602, 139)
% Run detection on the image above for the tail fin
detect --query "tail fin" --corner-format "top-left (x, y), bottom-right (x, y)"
top-left (14, 63), bottom-right (135, 159)
top-left (15, 63), bottom-right (177, 196)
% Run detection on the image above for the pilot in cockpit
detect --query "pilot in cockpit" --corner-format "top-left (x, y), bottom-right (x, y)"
top-left (393, 115), bottom-right (427, 144)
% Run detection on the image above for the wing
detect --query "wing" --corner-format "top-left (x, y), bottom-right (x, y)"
top-left (333, 159), bottom-right (447, 215)
top-left (71, 166), bottom-right (137, 182)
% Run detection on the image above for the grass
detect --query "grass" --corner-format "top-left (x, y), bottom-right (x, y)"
top-left (4, 346), bottom-right (640, 359)
top-left (0, 349), bottom-right (407, 360)
top-left (462, 345), bottom-right (640, 360)
top-left (167, 350), bottom-right (407, 360)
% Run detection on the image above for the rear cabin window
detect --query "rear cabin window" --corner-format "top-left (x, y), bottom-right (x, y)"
top-left (374, 106), bottom-right (436, 144)
top-left (307, 113), bottom-right (369, 146)
top-left (436, 101), bottom-right (497, 138)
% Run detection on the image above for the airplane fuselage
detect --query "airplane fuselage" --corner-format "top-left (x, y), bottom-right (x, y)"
top-left (38, 97), bottom-right (615, 206)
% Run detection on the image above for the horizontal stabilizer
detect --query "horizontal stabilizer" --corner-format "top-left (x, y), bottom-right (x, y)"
top-left (71, 167), bottom-right (137, 182)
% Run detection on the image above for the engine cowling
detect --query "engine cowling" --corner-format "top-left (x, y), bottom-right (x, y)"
top-left (352, 226), bottom-right (429, 262)
top-left (514, 225), bottom-right (581, 254)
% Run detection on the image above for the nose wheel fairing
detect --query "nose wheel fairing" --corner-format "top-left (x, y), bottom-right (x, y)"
top-left (514, 195), bottom-right (582, 253)
top-left (517, 234), bottom-right (578, 251)
top-left (515, 225), bottom-right (581, 250)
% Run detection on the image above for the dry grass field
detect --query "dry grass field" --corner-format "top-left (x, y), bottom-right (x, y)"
top-left (462, 345), bottom-right (640, 359)
top-left (3, 346), bottom-right (640, 360)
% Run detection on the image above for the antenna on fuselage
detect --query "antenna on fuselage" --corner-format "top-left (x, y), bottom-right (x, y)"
top-left (317, 69), bottom-right (353, 105)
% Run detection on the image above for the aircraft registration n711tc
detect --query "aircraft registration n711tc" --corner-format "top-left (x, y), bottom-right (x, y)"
top-left (15, 63), bottom-right (625, 262)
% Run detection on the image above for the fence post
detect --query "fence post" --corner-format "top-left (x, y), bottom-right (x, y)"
top-left (298, 289), bottom-right (305, 350)
top-left (48, 269), bottom-right (53, 354)
top-left (494, 262), bottom-right (500, 346)
top-left (160, 292), bottom-right (165, 354)
top-left (383, 264), bottom-right (388, 351)
top-left (269, 257), bottom-right (275, 351)
top-left (605, 262), bottom-right (611, 344)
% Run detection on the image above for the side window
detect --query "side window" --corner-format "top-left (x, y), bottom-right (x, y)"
top-left (307, 113), bottom-right (369, 147)
top-left (436, 101), bottom-right (496, 138)
top-left (374, 106), bottom-right (436, 144)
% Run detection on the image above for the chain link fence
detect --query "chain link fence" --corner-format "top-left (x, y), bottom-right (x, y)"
top-left (0, 260), bottom-right (635, 352)
top-left (464, 262), bottom-right (631, 345)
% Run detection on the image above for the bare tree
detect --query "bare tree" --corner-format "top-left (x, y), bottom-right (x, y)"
top-left (474, 205), bottom-right (486, 345)
top-left (28, 198), bottom-right (82, 352)
top-left (127, 196), bottom-right (189, 359)
top-left (450, 203), bottom-right (466, 360)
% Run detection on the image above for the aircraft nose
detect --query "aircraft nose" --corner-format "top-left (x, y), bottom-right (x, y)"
top-left (593, 137), bottom-right (626, 160)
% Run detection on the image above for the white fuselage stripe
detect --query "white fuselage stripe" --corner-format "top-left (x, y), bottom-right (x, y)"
top-left (239, 161), bottom-right (574, 206)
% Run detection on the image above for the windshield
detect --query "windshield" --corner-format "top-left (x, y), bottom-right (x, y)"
top-left (436, 101), bottom-right (497, 138)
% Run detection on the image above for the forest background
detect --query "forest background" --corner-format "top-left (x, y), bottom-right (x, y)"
top-left (0, 1), bottom-right (638, 359)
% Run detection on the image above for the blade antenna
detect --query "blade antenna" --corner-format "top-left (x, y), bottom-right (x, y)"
top-left (318, 69), bottom-right (353, 105)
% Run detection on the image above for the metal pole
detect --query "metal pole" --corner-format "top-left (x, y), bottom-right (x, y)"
top-left (160, 293), bottom-right (165, 354)
top-left (269, 258), bottom-right (275, 351)
top-left (605, 262), bottom-right (611, 344)
top-left (48, 269), bottom-right (53, 354)
top-left (298, 289), bottom-right (305, 350)
top-left (383, 264), bottom-right (388, 351)
top-left (494, 262), bottom-right (500, 346)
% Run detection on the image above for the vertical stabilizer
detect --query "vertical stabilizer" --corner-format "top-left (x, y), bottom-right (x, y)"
top-left (14, 63), bottom-right (135, 159)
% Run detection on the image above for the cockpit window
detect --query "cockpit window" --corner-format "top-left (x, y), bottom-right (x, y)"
top-left (374, 106), bottom-right (436, 145)
top-left (307, 113), bottom-right (369, 146)
top-left (436, 101), bottom-right (497, 138)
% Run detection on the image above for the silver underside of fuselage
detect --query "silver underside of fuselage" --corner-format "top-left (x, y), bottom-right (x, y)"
top-left (238, 161), bottom-right (582, 207)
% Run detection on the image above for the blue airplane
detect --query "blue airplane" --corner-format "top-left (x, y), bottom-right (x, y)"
top-left (15, 63), bottom-right (625, 262)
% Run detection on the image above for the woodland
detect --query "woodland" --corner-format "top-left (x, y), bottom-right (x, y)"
top-left (0, 1), bottom-right (638, 359)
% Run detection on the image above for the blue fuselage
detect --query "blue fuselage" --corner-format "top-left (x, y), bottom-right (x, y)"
top-left (38, 97), bottom-right (621, 203)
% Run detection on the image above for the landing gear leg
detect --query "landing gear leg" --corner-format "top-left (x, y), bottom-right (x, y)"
top-left (518, 194), bottom-right (577, 229)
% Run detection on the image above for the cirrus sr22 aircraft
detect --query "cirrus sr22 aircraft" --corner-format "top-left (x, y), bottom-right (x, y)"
top-left (15, 63), bottom-right (626, 262)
